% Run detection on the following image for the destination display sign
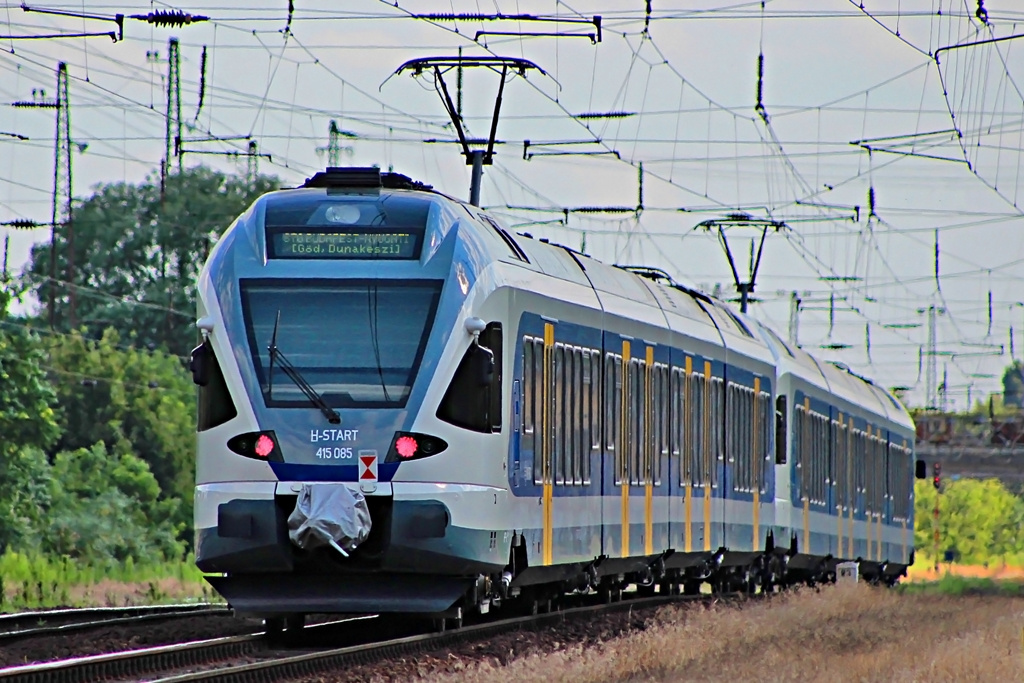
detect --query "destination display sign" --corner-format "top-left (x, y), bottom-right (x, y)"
top-left (268, 230), bottom-right (421, 259)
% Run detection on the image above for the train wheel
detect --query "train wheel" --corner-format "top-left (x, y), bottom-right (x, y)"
top-left (683, 580), bottom-right (701, 596)
top-left (447, 607), bottom-right (463, 630)
top-left (264, 617), bottom-right (285, 638)
top-left (286, 614), bottom-right (306, 632)
top-left (745, 570), bottom-right (758, 595)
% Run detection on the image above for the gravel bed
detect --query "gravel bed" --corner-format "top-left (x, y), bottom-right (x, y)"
top-left (294, 599), bottom-right (724, 683)
top-left (0, 614), bottom-right (264, 668)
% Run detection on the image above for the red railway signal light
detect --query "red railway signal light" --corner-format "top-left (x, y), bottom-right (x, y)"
top-left (933, 462), bottom-right (942, 490)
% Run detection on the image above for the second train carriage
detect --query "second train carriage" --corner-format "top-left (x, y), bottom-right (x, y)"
top-left (192, 167), bottom-right (921, 621)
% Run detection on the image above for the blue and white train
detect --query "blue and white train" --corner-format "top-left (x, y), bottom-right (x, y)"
top-left (191, 167), bottom-right (922, 623)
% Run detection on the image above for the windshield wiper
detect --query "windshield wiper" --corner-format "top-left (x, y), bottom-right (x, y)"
top-left (268, 309), bottom-right (341, 424)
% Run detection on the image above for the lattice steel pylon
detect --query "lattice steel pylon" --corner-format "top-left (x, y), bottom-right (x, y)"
top-left (315, 120), bottom-right (354, 166)
top-left (162, 37), bottom-right (182, 198)
top-left (50, 62), bottom-right (73, 330)
top-left (246, 140), bottom-right (259, 182)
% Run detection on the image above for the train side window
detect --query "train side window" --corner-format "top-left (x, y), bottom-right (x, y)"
top-left (775, 395), bottom-right (787, 464)
top-left (869, 438), bottom-right (876, 511)
top-left (604, 354), bottom-right (615, 455)
top-left (759, 392), bottom-right (770, 491)
top-left (755, 391), bottom-right (762, 490)
top-left (746, 387), bottom-right (754, 491)
top-left (858, 431), bottom-right (867, 511)
top-left (649, 365), bottom-right (658, 486)
top-left (832, 419), bottom-right (839, 509)
top-left (877, 440), bottom-right (884, 516)
top-left (628, 359), bottom-right (640, 485)
top-left (794, 406), bottom-right (804, 499)
top-left (726, 383), bottom-right (735, 487)
top-left (571, 348), bottom-right (581, 485)
top-left (523, 341), bottom-right (534, 437)
top-left (590, 352), bottom-right (601, 456)
top-left (792, 405), bottom-right (799, 493)
top-left (819, 414), bottom-right (828, 503)
top-left (482, 324), bottom-right (503, 431)
top-left (676, 368), bottom-right (689, 485)
top-left (659, 365), bottom-right (669, 484)
top-left (810, 412), bottom-right (816, 501)
top-left (823, 415), bottom-right (831, 504)
top-left (708, 378), bottom-right (716, 488)
top-left (690, 373), bottom-right (705, 486)
top-left (745, 387), bottom-right (754, 491)
top-left (196, 341), bottom-right (238, 432)
top-left (753, 389), bottom-right (761, 485)
top-left (811, 414), bottom-right (818, 502)
top-left (524, 339), bottom-right (538, 485)
top-left (885, 442), bottom-right (893, 517)
top-left (437, 322), bottom-right (503, 434)
top-left (563, 345), bottom-right (572, 486)
top-left (615, 356), bottom-right (624, 483)
top-left (879, 438), bottom-right (887, 514)
top-left (671, 368), bottom-right (683, 462)
top-left (553, 345), bottom-right (565, 485)
top-left (878, 439), bottom-right (885, 514)
top-left (606, 353), bottom-right (621, 484)
top-left (736, 385), bottom-right (747, 492)
top-left (533, 339), bottom-right (545, 483)
top-left (580, 350), bottom-right (589, 486)
top-left (800, 408), bottom-right (808, 499)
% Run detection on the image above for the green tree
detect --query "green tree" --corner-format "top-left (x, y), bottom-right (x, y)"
top-left (1002, 361), bottom-right (1024, 408)
top-left (0, 447), bottom-right (56, 554)
top-left (47, 443), bottom-right (184, 564)
top-left (914, 477), bottom-right (1023, 565)
top-left (45, 329), bottom-right (195, 531)
top-left (22, 166), bottom-right (278, 356)
top-left (0, 289), bottom-right (60, 550)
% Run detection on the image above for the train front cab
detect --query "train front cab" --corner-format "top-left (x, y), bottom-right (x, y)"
top-left (192, 176), bottom-right (525, 619)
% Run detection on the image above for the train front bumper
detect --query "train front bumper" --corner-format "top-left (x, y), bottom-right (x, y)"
top-left (194, 481), bottom-right (509, 612)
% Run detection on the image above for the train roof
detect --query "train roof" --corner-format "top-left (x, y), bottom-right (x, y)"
top-left (752, 318), bottom-right (913, 430)
top-left (263, 169), bottom-right (912, 429)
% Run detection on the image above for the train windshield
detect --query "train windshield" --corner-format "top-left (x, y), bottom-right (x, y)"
top-left (241, 279), bottom-right (443, 409)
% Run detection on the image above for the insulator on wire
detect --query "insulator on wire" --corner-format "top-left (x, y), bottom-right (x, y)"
top-left (4, 218), bottom-right (42, 229)
top-left (130, 10), bottom-right (209, 27)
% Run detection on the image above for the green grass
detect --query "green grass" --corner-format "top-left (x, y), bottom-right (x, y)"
top-left (897, 573), bottom-right (1024, 596)
top-left (0, 550), bottom-right (215, 612)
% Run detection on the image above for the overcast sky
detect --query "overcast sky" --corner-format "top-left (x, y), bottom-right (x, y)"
top-left (2, 0), bottom-right (1024, 411)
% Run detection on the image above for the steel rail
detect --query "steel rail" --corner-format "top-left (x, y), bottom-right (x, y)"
top-left (0, 594), bottom-right (732, 683)
top-left (0, 606), bottom-right (222, 638)
top-left (0, 606), bottom-right (231, 643)
top-left (0, 616), bottom-right (376, 683)
top-left (150, 593), bottom-right (719, 683)
top-left (0, 632), bottom-right (264, 683)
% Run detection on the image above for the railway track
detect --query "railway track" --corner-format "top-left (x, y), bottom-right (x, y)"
top-left (0, 593), bottom-right (723, 683)
top-left (0, 604), bottom-right (227, 642)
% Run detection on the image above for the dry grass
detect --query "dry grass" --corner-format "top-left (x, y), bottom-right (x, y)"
top-left (66, 577), bottom-right (214, 607)
top-left (431, 585), bottom-right (1024, 683)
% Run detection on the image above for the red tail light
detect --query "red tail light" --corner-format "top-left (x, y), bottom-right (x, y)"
top-left (395, 435), bottom-right (418, 458)
top-left (227, 431), bottom-right (283, 462)
top-left (385, 432), bottom-right (448, 463)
